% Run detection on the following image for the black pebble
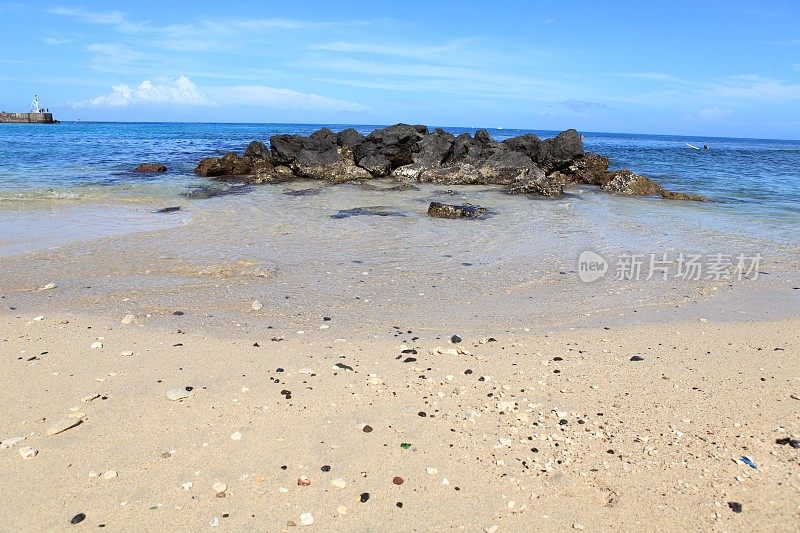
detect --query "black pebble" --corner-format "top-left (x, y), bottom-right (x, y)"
top-left (360, 492), bottom-right (370, 503)
top-left (335, 362), bottom-right (354, 371)
top-left (253, 343), bottom-right (260, 347)
top-left (323, 316), bottom-right (332, 321)
top-left (173, 311), bottom-right (184, 316)
top-left (728, 501), bottom-right (743, 513)
top-left (321, 465), bottom-right (331, 472)
top-left (396, 502), bottom-right (403, 508)
top-left (776, 437), bottom-right (800, 449)
top-left (559, 419), bottom-right (568, 425)
top-left (402, 357), bottom-right (417, 363)
top-left (418, 411), bottom-right (427, 417)
top-left (630, 355), bottom-right (644, 362)
top-left (185, 386), bottom-right (193, 391)
top-left (70, 513), bottom-right (86, 524)
top-left (450, 335), bottom-right (462, 343)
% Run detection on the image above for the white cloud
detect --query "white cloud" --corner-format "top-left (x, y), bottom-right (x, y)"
top-left (698, 107), bottom-right (731, 120)
top-left (77, 76), bottom-right (365, 113)
top-left (210, 85), bottom-right (367, 112)
top-left (42, 36), bottom-right (74, 46)
top-left (78, 76), bottom-right (214, 107)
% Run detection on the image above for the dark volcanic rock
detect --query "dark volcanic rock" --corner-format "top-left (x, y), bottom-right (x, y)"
top-left (502, 134), bottom-right (541, 159)
top-left (331, 206), bottom-right (408, 219)
top-left (536, 129), bottom-right (584, 171)
top-left (479, 151), bottom-right (536, 183)
top-left (134, 163), bottom-right (167, 173)
top-left (184, 184), bottom-right (254, 199)
top-left (474, 129), bottom-right (492, 145)
top-left (446, 133), bottom-right (483, 165)
top-left (244, 140), bottom-right (269, 160)
top-left (359, 123), bottom-right (428, 169)
top-left (413, 163), bottom-right (484, 185)
top-left (195, 153), bottom-right (253, 177)
top-left (337, 128), bottom-right (365, 148)
top-left (269, 134), bottom-right (305, 165)
top-left (428, 202), bottom-right (487, 219)
top-left (358, 154), bottom-right (392, 177)
top-left (661, 190), bottom-right (709, 202)
top-left (155, 206), bottom-right (181, 213)
top-left (413, 128), bottom-right (455, 167)
top-left (602, 169), bottom-right (663, 195)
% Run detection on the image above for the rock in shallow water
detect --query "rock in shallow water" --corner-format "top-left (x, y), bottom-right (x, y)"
top-left (331, 207), bottom-right (407, 219)
top-left (134, 163), bottom-right (167, 173)
top-left (427, 202), bottom-right (487, 219)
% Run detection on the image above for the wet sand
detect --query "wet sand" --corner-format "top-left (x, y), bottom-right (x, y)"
top-left (1, 184), bottom-right (799, 531)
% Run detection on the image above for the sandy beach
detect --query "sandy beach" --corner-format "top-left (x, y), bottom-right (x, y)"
top-left (1, 185), bottom-right (799, 532)
top-left (1, 308), bottom-right (798, 532)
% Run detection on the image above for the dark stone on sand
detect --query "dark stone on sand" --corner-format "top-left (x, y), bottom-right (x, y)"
top-left (155, 206), bottom-right (181, 213)
top-left (70, 513), bottom-right (86, 524)
top-left (630, 355), bottom-right (645, 361)
top-left (360, 492), bottom-right (370, 503)
top-left (331, 207), bottom-right (407, 219)
top-left (661, 190), bottom-right (709, 202)
top-left (427, 202), bottom-right (487, 219)
top-left (134, 163), bottom-right (167, 173)
top-left (728, 501), bottom-right (743, 513)
top-left (776, 437), bottom-right (800, 448)
top-left (450, 335), bottom-right (462, 343)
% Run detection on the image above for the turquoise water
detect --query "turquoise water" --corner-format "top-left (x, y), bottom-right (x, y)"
top-left (1, 121), bottom-right (798, 219)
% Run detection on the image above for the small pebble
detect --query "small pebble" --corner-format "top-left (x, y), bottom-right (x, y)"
top-left (212, 482), bottom-right (227, 495)
top-left (360, 492), bottom-right (370, 503)
top-left (331, 478), bottom-right (346, 488)
top-left (728, 501), bottom-right (743, 513)
top-left (362, 425), bottom-right (373, 433)
top-left (230, 432), bottom-right (242, 440)
top-left (336, 505), bottom-right (348, 515)
top-left (297, 476), bottom-right (311, 486)
top-left (630, 355), bottom-right (644, 362)
top-left (392, 476), bottom-right (404, 485)
top-left (19, 446), bottom-right (38, 459)
top-left (252, 300), bottom-right (263, 311)
top-left (299, 513), bottom-right (313, 526)
top-left (103, 470), bottom-right (118, 480)
top-left (70, 513), bottom-right (86, 524)
top-left (426, 467), bottom-right (438, 475)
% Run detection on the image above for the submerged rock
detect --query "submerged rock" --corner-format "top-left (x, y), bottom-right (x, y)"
top-left (134, 163), bottom-right (167, 173)
top-left (661, 190), bottom-right (709, 202)
top-left (427, 202), bottom-right (487, 219)
top-left (331, 207), bottom-right (408, 219)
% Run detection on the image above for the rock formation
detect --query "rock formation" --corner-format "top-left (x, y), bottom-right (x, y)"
top-left (192, 124), bottom-right (704, 201)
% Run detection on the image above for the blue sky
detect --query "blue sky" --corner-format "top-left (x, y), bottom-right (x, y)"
top-left (1, 1), bottom-right (799, 138)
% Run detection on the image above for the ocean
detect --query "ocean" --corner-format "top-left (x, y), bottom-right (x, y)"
top-left (0, 122), bottom-right (799, 257)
